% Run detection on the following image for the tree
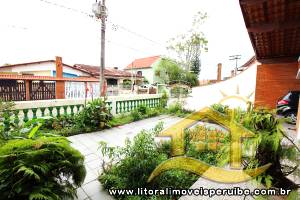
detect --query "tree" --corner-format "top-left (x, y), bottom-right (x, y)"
top-left (190, 50), bottom-right (201, 76)
top-left (155, 58), bottom-right (198, 86)
top-left (167, 11), bottom-right (208, 74)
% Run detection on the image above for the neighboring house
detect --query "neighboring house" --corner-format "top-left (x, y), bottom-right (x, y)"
top-left (0, 60), bottom-right (90, 78)
top-left (0, 58), bottom-right (143, 86)
top-left (73, 64), bottom-right (143, 87)
top-left (124, 55), bottom-right (161, 84)
top-left (0, 57), bottom-right (144, 99)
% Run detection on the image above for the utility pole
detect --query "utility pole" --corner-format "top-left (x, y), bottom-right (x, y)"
top-left (93, 0), bottom-right (107, 97)
top-left (229, 55), bottom-right (241, 76)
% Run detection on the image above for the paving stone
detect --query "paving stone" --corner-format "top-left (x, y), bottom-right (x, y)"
top-left (75, 187), bottom-right (88, 200)
top-left (82, 180), bottom-right (102, 197)
top-left (86, 158), bottom-right (102, 171)
top-left (84, 153), bottom-right (99, 164)
top-left (90, 190), bottom-right (115, 200)
top-left (83, 169), bottom-right (98, 185)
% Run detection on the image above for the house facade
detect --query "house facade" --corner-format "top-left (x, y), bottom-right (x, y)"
top-left (0, 60), bottom-right (90, 78)
top-left (124, 56), bottom-right (161, 84)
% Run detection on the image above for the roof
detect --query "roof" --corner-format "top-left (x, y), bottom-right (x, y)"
top-left (238, 56), bottom-right (257, 70)
top-left (240, 0), bottom-right (300, 63)
top-left (73, 64), bottom-right (143, 78)
top-left (124, 56), bottom-right (161, 70)
top-left (0, 74), bottom-right (99, 82)
top-left (0, 60), bottom-right (92, 76)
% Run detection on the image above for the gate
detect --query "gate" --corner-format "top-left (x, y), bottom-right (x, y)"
top-left (0, 80), bottom-right (26, 101)
top-left (30, 81), bottom-right (55, 100)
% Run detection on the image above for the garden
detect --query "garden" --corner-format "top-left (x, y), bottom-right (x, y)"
top-left (0, 96), bottom-right (299, 199)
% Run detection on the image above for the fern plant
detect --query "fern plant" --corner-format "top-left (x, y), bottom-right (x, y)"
top-left (0, 137), bottom-right (86, 200)
top-left (213, 104), bottom-right (299, 192)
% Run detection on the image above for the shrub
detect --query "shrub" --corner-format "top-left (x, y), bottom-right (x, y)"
top-left (0, 137), bottom-right (86, 199)
top-left (137, 104), bottom-right (148, 115)
top-left (75, 99), bottom-right (112, 132)
top-left (99, 127), bottom-right (168, 192)
top-left (167, 101), bottom-right (192, 117)
top-left (215, 106), bottom-right (300, 191)
top-left (0, 100), bottom-right (16, 140)
top-left (98, 123), bottom-right (219, 199)
top-left (130, 105), bottom-right (149, 121)
top-left (160, 91), bottom-right (168, 108)
top-left (130, 109), bottom-right (143, 121)
top-left (147, 109), bottom-right (160, 117)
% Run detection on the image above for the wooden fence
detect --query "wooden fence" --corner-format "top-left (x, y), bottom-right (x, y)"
top-left (0, 80), bottom-right (26, 101)
top-left (30, 81), bottom-right (55, 100)
top-left (0, 80), bottom-right (56, 101)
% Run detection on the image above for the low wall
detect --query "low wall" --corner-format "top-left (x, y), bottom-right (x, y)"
top-left (11, 94), bottom-right (162, 124)
top-left (185, 63), bottom-right (258, 111)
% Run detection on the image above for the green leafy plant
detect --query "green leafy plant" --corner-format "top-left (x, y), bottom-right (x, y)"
top-left (160, 91), bottom-right (168, 108)
top-left (75, 99), bottom-right (112, 132)
top-left (215, 106), bottom-right (300, 191)
top-left (0, 99), bottom-right (16, 140)
top-left (0, 137), bottom-right (86, 200)
top-left (130, 109), bottom-right (143, 121)
top-left (98, 122), bottom-right (222, 200)
top-left (167, 101), bottom-right (192, 117)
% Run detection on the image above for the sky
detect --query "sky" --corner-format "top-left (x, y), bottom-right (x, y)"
top-left (0, 0), bottom-right (254, 79)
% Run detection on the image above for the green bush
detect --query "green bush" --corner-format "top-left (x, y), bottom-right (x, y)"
top-left (135, 104), bottom-right (147, 115)
top-left (130, 105), bottom-right (149, 121)
top-left (167, 101), bottom-right (191, 117)
top-left (99, 127), bottom-right (168, 191)
top-left (0, 137), bottom-right (86, 199)
top-left (0, 100), bottom-right (16, 140)
top-left (98, 123), bottom-right (219, 199)
top-left (43, 115), bottom-right (76, 130)
top-left (75, 99), bottom-right (112, 132)
top-left (215, 106), bottom-right (300, 191)
top-left (147, 109), bottom-right (161, 117)
top-left (130, 109), bottom-right (143, 121)
top-left (160, 91), bottom-right (168, 108)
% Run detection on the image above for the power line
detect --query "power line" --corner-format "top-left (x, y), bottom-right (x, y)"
top-left (38, 0), bottom-right (164, 47)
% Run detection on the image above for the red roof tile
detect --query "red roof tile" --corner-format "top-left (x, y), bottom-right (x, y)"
top-left (73, 64), bottom-right (142, 78)
top-left (124, 56), bottom-right (161, 70)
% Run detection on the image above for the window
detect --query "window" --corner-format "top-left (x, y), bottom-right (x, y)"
top-left (137, 71), bottom-right (142, 76)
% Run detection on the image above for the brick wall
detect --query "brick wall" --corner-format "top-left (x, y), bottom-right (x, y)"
top-left (255, 62), bottom-right (300, 109)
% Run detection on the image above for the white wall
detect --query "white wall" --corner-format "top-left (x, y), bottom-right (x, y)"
top-left (185, 62), bottom-right (258, 111)
top-left (127, 68), bottom-right (154, 84)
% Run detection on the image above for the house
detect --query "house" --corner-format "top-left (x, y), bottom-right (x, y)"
top-left (124, 55), bottom-right (161, 84)
top-left (0, 57), bottom-right (144, 100)
top-left (239, 0), bottom-right (300, 136)
top-left (0, 58), bottom-right (143, 87)
top-left (0, 60), bottom-right (90, 78)
top-left (73, 64), bottom-right (143, 88)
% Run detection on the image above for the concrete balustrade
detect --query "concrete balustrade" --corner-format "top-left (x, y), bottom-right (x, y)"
top-left (7, 94), bottom-right (162, 125)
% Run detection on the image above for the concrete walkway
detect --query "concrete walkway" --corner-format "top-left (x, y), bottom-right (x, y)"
top-left (68, 115), bottom-right (182, 200)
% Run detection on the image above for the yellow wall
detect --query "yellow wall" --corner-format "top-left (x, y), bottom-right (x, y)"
top-left (21, 71), bottom-right (51, 76)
